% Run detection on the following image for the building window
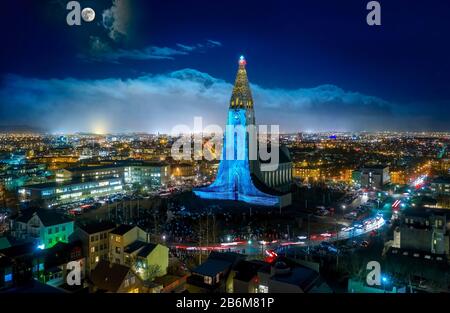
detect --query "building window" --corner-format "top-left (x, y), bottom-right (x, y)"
top-left (115, 236), bottom-right (121, 243)
top-left (48, 228), bottom-right (53, 235)
top-left (95, 256), bottom-right (99, 263)
top-left (91, 246), bottom-right (95, 253)
top-left (258, 285), bottom-right (269, 293)
top-left (91, 236), bottom-right (95, 242)
top-left (204, 276), bottom-right (213, 285)
top-left (55, 226), bottom-right (59, 233)
top-left (116, 247), bottom-right (121, 254)
top-left (62, 225), bottom-right (66, 232)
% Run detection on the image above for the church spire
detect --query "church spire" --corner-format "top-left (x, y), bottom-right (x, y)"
top-left (230, 56), bottom-right (253, 109)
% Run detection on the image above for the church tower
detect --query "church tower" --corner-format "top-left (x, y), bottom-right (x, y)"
top-left (194, 56), bottom-right (292, 208)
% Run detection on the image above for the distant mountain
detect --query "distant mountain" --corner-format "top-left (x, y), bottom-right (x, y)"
top-left (0, 125), bottom-right (47, 134)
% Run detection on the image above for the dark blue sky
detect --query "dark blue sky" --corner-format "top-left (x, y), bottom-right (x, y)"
top-left (1, 0), bottom-right (450, 133)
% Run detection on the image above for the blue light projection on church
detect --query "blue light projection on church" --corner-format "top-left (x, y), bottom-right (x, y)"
top-left (194, 56), bottom-right (281, 206)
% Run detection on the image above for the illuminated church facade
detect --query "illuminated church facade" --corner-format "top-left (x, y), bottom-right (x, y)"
top-left (194, 56), bottom-right (292, 208)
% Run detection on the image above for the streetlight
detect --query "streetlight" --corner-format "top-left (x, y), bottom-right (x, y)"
top-left (382, 275), bottom-right (388, 293)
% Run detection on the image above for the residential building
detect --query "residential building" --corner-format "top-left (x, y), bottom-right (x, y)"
top-left (232, 260), bottom-right (267, 293)
top-left (357, 165), bottom-right (390, 189)
top-left (125, 242), bottom-right (169, 281)
top-left (0, 241), bottom-right (85, 291)
top-left (11, 210), bottom-right (74, 249)
top-left (392, 208), bottom-right (449, 256)
top-left (256, 259), bottom-right (330, 293)
top-left (74, 221), bottom-right (116, 275)
top-left (109, 225), bottom-right (148, 265)
top-left (430, 176), bottom-right (450, 196)
top-left (186, 251), bottom-right (244, 293)
top-left (90, 260), bottom-right (143, 293)
top-left (36, 241), bottom-right (86, 289)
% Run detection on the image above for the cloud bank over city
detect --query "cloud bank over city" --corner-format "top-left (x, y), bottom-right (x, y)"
top-left (0, 69), bottom-right (448, 134)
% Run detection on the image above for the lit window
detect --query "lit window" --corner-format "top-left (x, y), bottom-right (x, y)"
top-left (4, 274), bottom-right (12, 282)
top-left (204, 276), bottom-right (213, 285)
top-left (115, 236), bottom-right (121, 243)
top-left (258, 285), bottom-right (269, 293)
top-left (91, 247), bottom-right (95, 253)
top-left (95, 256), bottom-right (99, 263)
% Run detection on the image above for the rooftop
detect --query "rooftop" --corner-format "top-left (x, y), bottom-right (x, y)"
top-left (110, 224), bottom-right (136, 236)
top-left (16, 209), bottom-right (73, 227)
top-left (233, 260), bottom-right (267, 282)
top-left (77, 221), bottom-right (116, 235)
top-left (67, 160), bottom-right (169, 173)
top-left (124, 240), bottom-right (148, 254)
top-left (192, 259), bottom-right (232, 277)
top-left (192, 251), bottom-right (244, 277)
top-left (271, 265), bottom-right (319, 291)
top-left (21, 177), bottom-right (122, 190)
top-left (90, 261), bottom-right (133, 292)
top-left (137, 243), bottom-right (158, 258)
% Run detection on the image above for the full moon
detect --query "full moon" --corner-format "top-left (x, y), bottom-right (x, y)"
top-left (81, 8), bottom-right (95, 23)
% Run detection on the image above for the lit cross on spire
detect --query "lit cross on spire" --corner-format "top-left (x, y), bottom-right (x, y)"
top-left (239, 55), bottom-right (247, 67)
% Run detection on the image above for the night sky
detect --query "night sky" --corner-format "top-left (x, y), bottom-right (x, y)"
top-left (1, 0), bottom-right (450, 133)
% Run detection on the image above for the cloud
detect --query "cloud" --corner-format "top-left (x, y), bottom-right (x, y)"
top-left (0, 69), bottom-right (448, 133)
top-left (102, 0), bottom-right (132, 41)
top-left (86, 39), bottom-right (223, 63)
top-left (206, 40), bottom-right (222, 47)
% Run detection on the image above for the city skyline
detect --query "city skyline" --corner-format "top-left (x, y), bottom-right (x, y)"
top-left (1, 0), bottom-right (450, 133)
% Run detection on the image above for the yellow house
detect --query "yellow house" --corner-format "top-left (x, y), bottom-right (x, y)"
top-left (130, 243), bottom-right (169, 281)
top-left (109, 224), bottom-right (169, 281)
top-left (109, 225), bottom-right (148, 265)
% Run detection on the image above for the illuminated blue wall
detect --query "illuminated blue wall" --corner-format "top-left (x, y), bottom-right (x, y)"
top-left (194, 109), bottom-right (279, 206)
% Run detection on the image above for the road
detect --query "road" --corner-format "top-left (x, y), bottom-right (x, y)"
top-left (171, 214), bottom-right (386, 257)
